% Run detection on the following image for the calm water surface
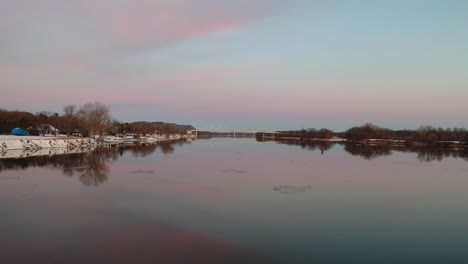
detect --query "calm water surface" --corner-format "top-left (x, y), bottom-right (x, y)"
top-left (1, 138), bottom-right (468, 263)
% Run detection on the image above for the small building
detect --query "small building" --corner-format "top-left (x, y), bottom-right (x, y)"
top-left (27, 124), bottom-right (59, 136)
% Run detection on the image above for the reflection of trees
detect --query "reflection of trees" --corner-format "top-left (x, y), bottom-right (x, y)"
top-left (116, 144), bottom-right (158, 158)
top-left (0, 140), bottom-right (191, 185)
top-left (319, 142), bottom-right (332, 154)
top-left (303, 142), bottom-right (318, 151)
top-left (132, 144), bottom-right (157, 157)
top-left (175, 140), bottom-right (190, 147)
top-left (0, 149), bottom-right (114, 186)
top-left (270, 139), bottom-right (468, 162)
top-left (159, 141), bottom-right (175, 154)
top-left (343, 143), bottom-right (468, 162)
top-left (77, 150), bottom-right (110, 186)
top-left (61, 153), bottom-right (88, 177)
top-left (416, 148), bottom-right (445, 162)
top-left (0, 153), bottom-right (86, 173)
top-left (59, 149), bottom-right (112, 186)
top-left (271, 139), bottom-right (334, 154)
top-left (413, 147), bottom-right (468, 162)
top-left (4, 138), bottom-right (466, 178)
top-left (344, 144), bottom-right (392, 160)
top-left (459, 149), bottom-right (468, 161)
top-left (112, 139), bottom-right (189, 157)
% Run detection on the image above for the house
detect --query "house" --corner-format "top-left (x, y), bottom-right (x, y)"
top-left (27, 124), bottom-right (59, 136)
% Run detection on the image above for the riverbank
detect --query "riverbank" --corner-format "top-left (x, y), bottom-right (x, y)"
top-left (0, 136), bottom-right (97, 158)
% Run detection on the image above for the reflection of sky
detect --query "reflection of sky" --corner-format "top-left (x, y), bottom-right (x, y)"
top-left (0, 170), bottom-right (267, 263)
top-left (1, 138), bottom-right (468, 262)
top-left (1, 1), bottom-right (468, 130)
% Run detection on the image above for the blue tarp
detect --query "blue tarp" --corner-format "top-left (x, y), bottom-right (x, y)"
top-left (11, 127), bottom-right (29, 136)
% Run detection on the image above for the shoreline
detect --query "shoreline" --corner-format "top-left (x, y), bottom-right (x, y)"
top-left (0, 136), bottom-right (97, 158)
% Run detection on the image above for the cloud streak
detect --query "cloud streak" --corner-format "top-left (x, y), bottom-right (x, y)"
top-left (0, 0), bottom-right (285, 65)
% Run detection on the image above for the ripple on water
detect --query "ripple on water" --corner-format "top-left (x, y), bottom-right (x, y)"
top-left (0, 176), bottom-right (20, 180)
top-left (273, 185), bottom-right (311, 194)
top-left (220, 170), bottom-right (248, 174)
top-left (131, 170), bottom-right (155, 174)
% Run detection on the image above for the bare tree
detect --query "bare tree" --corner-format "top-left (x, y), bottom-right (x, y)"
top-left (317, 128), bottom-right (333, 139)
top-left (77, 102), bottom-right (112, 139)
top-left (52, 113), bottom-right (60, 135)
top-left (63, 104), bottom-right (77, 136)
top-left (159, 123), bottom-right (180, 135)
top-left (35, 111), bottom-right (53, 136)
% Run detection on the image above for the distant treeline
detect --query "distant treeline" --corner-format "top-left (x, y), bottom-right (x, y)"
top-left (342, 123), bottom-right (468, 143)
top-left (265, 123), bottom-right (468, 143)
top-left (0, 106), bottom-right (193, 137)
top-left (0, 110), bottom-right (36, 134)
top-left (0, 104), bottom-right (113, 137)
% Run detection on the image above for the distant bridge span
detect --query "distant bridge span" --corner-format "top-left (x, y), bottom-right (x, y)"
top-left (188, 129), bottom-right (290, 140)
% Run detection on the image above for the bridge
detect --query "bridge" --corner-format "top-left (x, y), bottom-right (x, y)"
top-left (187, 129), bottom-right (292, 141)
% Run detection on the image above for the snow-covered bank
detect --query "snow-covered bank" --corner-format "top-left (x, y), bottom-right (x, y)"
top-left (0, 136), bottom-right (96, 158)
top-left (0, 147), bottom-right (96, 159)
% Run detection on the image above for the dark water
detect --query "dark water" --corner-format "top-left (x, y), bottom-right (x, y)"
top-left (1, 138), bottom-right (468, 264)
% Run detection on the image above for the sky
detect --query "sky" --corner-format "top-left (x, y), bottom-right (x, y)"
top-left (1, 0), bottom-right (467, 131)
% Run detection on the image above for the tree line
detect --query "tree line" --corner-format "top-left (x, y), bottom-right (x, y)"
top-left (0, 103), bottom-right (113, 138)
top-left (267, 123), bottom-right (468, 143)
top-left (0, 102), bottom-right (185, 138)
top-left (342, 123), bottom-right (468, 143)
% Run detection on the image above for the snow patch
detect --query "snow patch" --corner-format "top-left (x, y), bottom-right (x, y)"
top-left (0, 136), bottom-right (97, 157)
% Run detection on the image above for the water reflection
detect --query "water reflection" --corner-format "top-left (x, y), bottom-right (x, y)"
top-left (117, 143), bottom-right (158, 158)
top-left (270, 139), bottom-right (333, 154)
top-left (71, 150), bottom-right (112, 186)
top-left (2, 137), bottom-right (468, 263)
top-left (270, 139), bottom-right (468, 162)
top-left (160, 141), bottom-right (175, 154)
top-left (344, 144), bottom-right (468, 162)
top-left (2, 138), bottom-right (467, 187)
top-left (343, 143), bottom-right (392, 160)
top-left (0, 139), bottom-right (190, 186)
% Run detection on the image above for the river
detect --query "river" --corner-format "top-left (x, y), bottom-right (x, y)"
top-left (1, 138), bottom-right (468, 263)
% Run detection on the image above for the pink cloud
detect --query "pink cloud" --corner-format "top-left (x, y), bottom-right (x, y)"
top-left (111, 10), bottom-right (247, 47)
top-left (1, 0), bottom-right (286, 66)
top-left (0, 0), bottom-right (282, 86)
top-left (102, 0), bottom-right (279, 50)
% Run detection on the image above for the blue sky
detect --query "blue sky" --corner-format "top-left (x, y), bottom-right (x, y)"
top-left (1, 0), bottom-right (467, 131)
